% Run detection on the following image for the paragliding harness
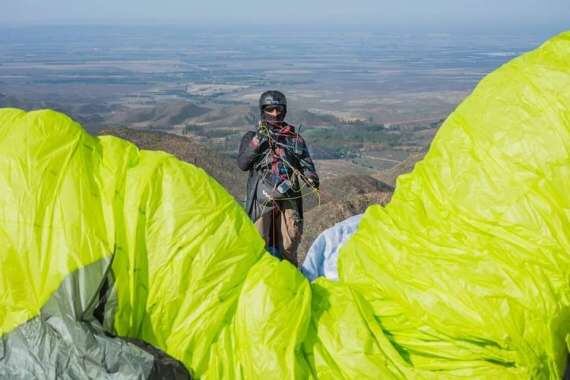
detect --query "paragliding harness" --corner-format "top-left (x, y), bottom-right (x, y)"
top-left (257, 176), bottom-right (293, 202)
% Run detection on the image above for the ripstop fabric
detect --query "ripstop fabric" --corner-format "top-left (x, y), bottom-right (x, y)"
top-left (301, 214), bottom-right (363, 281)
top-left (336, 31), bottom-right (570, 378)
top-left (0, 31), bottom-right (569, 379)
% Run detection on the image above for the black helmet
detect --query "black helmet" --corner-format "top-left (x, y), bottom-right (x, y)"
top-left (259, 90), bottom-right (287, 119)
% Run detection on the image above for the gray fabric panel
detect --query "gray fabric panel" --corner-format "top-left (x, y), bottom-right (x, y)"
top-left (0, 315), bottom-right (154, 379)
top-left (0, 257), bottom-right (155, 380)
top-left (42, 256), bottom-right (114, 321)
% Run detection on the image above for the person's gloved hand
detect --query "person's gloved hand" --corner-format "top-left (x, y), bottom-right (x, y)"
top-left (251, 132), bottom-right (269, 152)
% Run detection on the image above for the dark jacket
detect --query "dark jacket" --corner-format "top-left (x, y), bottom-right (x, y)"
top-left (237, 122), bottom-right (319, 221)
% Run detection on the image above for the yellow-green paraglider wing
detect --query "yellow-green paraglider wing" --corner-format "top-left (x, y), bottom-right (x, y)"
top-left (1, 31), bottom-right (570, 379)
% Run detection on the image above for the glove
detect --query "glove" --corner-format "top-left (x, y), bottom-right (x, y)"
top-left (251, 132), bottom-right (269, 152)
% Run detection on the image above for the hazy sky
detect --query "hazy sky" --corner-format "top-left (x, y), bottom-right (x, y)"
top-left (2, 0), bottom-right (569, 31)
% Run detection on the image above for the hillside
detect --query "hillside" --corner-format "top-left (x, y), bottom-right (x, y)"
top-left (375, 151), bottom-right (426, 186)
top-left (299, 191), bottom-right (393, 261)
top-left (303, 174), bottom-right (394, 210)
top-left (99, 127), bottom-right (246, 201)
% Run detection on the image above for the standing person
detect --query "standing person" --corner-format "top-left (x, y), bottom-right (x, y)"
top-left (237, 90), bottom-right (319, 266)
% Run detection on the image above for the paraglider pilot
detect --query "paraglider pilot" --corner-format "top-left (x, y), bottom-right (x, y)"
top-left (237, 90), bottom-right (319, 266)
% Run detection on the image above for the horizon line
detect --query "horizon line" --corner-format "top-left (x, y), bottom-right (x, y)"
top-left (0, 22), bottom-right (566, 35)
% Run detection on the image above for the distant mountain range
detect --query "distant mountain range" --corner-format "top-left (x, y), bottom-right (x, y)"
top-left (107, 101), bottom-right (210, 129)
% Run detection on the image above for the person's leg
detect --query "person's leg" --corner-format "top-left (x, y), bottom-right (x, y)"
top-left (254, 210), bottom-right (271, 244)
top-left (254, 208), bottom-right (282, 259)
top-left (277, 203), bottom-right (303, 266)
